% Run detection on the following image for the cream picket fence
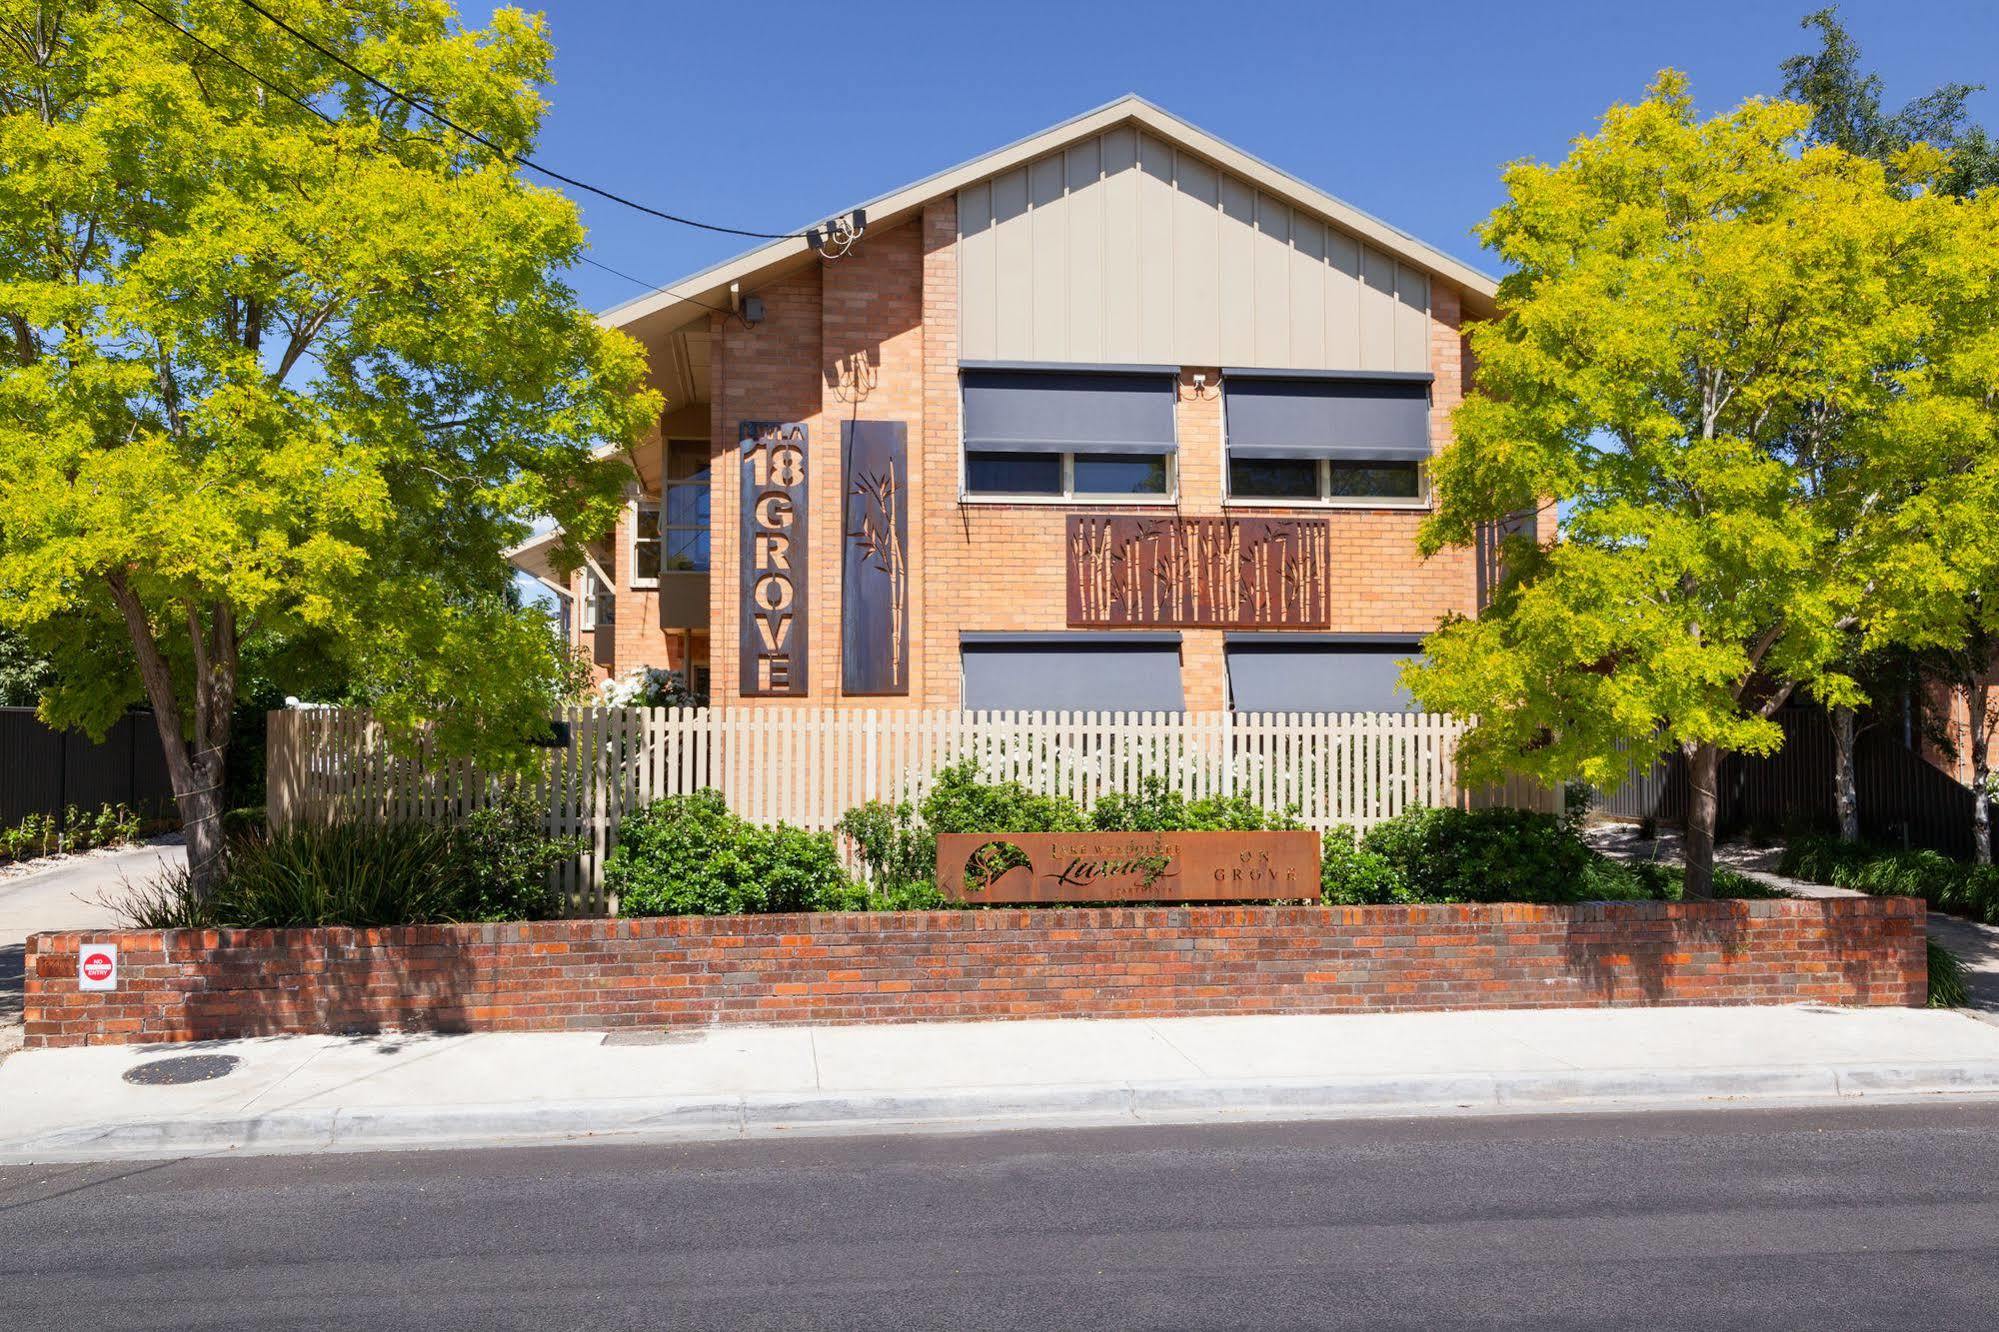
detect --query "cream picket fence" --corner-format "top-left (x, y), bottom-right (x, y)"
top-left (267, 707), bottom-right (1553, 913)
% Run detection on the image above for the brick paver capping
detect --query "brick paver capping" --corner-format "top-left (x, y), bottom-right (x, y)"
top-left (24, 897), bottom-right (1926, 1048)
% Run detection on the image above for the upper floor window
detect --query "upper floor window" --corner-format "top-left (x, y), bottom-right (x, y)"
top-left (961, 366), bottom-right (1176, 501)
top-left (1223, 372), bottom-right (1431, 505)
top-left (634, 441), bottom-right (711, 584)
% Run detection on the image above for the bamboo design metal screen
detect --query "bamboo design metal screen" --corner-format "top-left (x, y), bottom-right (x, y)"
top-left (1066, 515), bottom-right (1332, 629)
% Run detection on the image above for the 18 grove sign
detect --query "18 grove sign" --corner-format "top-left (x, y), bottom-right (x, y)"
top-left (739, 421), bottom-right (809, 696)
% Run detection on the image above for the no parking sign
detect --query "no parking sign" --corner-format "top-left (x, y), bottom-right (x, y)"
top-left (79, 944), bottom-right (118, 991)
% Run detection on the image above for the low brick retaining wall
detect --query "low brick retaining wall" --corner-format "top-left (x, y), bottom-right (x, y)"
top-left (23, 897), bottom-right (1926, 1048)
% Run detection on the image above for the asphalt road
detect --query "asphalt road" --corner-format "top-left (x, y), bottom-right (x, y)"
top-left (3, 1102), bottom-right (1997, 1330)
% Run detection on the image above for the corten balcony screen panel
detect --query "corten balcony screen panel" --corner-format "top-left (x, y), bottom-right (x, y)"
top-left (1066, 515), bottom-right (1332, 630)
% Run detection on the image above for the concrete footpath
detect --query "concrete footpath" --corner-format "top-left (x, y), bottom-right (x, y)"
top-left (5, 1005), bottom-right (1999, 1162)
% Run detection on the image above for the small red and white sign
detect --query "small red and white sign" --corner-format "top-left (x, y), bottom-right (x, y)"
top-left (79, 944), bottom-right (118, 992)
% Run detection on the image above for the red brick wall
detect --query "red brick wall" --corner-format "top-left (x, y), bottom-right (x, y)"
top-left (24, 897), bottom-right (1925, 1048)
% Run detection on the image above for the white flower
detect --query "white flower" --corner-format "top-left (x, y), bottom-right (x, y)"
top-left (595, 665), bottom-right (705, 708)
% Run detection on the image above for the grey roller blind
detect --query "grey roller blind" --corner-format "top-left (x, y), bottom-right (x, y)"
top-left (1225, 638), bottom-right (1423, 713)
top-left (1225, 375), bottom-right (1431, 461)
top-left (961, 635), bottom-right (1185, 712)
top-left (962, 370), bottom-right (1177, 455)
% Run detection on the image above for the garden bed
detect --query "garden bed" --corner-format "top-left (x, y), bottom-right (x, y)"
top-left (25, 895), bottom-right (1926, 1049)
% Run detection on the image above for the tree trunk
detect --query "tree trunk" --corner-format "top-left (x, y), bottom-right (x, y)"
top-left (155, 723), bottom-right (228, 891)
top-left (1831, 705), bottom-right (1860, 843)
top-left (1971, 680), bottom-right (1993, 868)
top-left (106, 574), bottom-right (235, 896)
top-left (1683, 741), bottom-right (1721, 900)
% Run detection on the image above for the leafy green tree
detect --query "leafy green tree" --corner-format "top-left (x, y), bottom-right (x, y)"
top-left (0, 623), bottom-right (51, 706)
top-left (1408, 73), bottom-right (1994, 897)
top-left (1869, 460), bottom-right (1999, 865)
top-left (1782, 7), bottom-right (1999, 849)
top-left (1781, 7), bottom-right (1999, 197)
top-left (0, 2), bottom-right (658, 892)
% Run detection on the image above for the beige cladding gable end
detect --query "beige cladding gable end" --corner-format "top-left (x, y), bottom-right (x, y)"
top-left (956, 124), bottom-right (1434, 372)
top-left (598, 97), bottom-right (1494, 350)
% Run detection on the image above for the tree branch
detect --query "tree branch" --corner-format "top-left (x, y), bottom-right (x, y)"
top-left (1759, 680), bottom-right (1800, 719)
top-left (275, 296), bottom-right (342, 381)
top-left (107, 572), bottom-right (194, 785)
top-left (3, 312), bottom-right (34, 365)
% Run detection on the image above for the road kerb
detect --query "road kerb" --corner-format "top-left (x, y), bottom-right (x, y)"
top-left (7, 1059), bottom-right (1999, 1163)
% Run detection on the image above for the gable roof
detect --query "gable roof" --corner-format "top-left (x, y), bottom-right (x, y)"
top-left (601, 95), bottom-right (1499, 343)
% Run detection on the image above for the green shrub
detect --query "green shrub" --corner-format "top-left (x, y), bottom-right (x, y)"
top-left (1090, 776), bottom-right (1301, 833)
top-left (106, 863), bottom-right (218, 930)
top-left (864, 877), bottom-right (953, 911)
top-left (1600, 859), bottom-right (1787, 902)
top-left (1345, 806), bottom-right (1790, 905)
top-left (222, 806), bottom-right (266, 838)
top-left (209, 819), bottom-right (467, 928)
top-left (611, 790), bottom-right (859, 917)
top-left (836, 798), bottom-right (935, 901)
top-left (1928, 938), bottom-right (1969, 1009)
top-left (447, 788), bottom-right (586, 922)
top-left (922, 760), bottom-right (1087, 837)
top-left (108, 795), bottom-right (579, 929)
top-left (1319, 825), bottom-right (1414, 905)
top-left (1780, 834), bottom-right (1999, 925)
top-left (835, 762), bottom-right (1088, 904)
top-left (1361, 807), bottom-right (1604, 905)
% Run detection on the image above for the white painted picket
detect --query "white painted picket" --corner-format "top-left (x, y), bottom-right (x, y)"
top-left (267, 707), bottom-right (1553, 910)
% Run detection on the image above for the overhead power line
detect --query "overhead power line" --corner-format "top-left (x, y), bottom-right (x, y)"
top-left (225, 0), bottom-right (814, 242)
top-left (130, 0), bottom-right (344, 127)
top-left (131, 0), bottom-right (744, 312)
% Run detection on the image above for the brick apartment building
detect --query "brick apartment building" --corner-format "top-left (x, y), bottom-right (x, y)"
top-left (509, 97), bottom-right (1536, 712)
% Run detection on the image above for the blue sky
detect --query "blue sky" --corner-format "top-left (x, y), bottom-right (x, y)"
top-left (529, 0), bottom-right (1999, 310)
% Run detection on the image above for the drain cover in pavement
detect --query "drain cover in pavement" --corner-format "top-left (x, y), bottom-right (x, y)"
top-left (122, 1054), bottom-right (241, 1086)
top-left (601, 1030), bottom-right (704, 1047)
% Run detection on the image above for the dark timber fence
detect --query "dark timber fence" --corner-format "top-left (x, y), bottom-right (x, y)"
top-left (1593, 708), bottom-right (1997, 862)
top-left (0, 708), bottom-right (175, 829)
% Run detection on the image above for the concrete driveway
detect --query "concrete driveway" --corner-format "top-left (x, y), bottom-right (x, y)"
top-left (0, 840), bottom-right (184, 1057)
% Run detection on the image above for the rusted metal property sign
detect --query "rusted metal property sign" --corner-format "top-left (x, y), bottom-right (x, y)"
top-left (935, 830), bottom-right (1321, 904)
top-left (739, 421), bottom-right (808, 696)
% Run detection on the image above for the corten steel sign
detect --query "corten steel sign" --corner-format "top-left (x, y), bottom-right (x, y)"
top-left (739, 421), bottom-right (809, 696)
top-left (1067, 515), bottom-right (1332, 629)
top-left (840, 420), bottom-right (909, 695)
top-left (935, 830), bottom-right (1321, 904)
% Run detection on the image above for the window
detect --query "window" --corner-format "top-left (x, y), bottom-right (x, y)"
top-left (965, 451), bottom-right (1062, 496)
top-left (1227, 457), bottom-right (1423, 502)
top-left (960, 634), bottom-right (1185, 712)
top-left (1225, 636), bottom-right (1424, 713)
top-left (1226, 457), bottom-right (1319, 500)
top-left (961, 367), bottom-right (1176, 501)
top-left (1224, 373), bottom-right (1431, 505)
top-left (964, 451), bottom-right (1172, 499)
top-left (634, 441), bottom-right (710, 584)
top-left (578, 568), bottom-right (614, 632)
